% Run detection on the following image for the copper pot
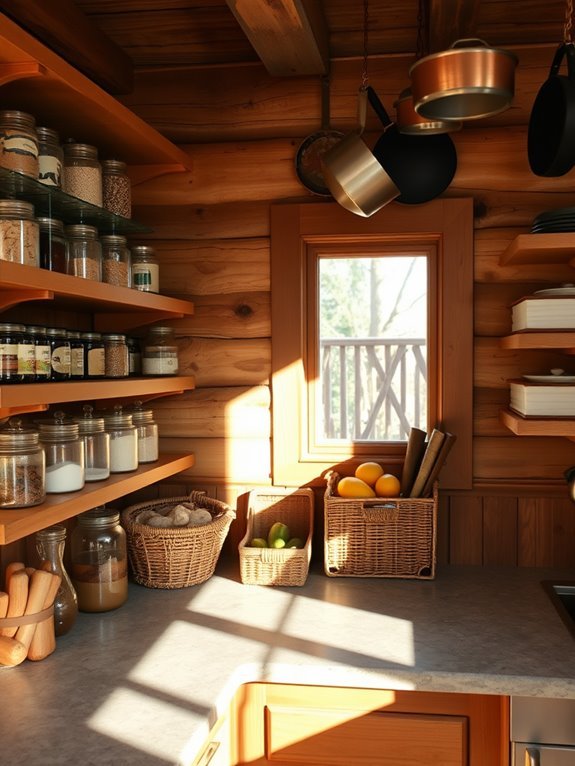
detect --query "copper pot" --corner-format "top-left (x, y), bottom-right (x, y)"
top-left (394, 88), bottom-right (462, 135)
top-left (410, 39), bottom-right (518, 121)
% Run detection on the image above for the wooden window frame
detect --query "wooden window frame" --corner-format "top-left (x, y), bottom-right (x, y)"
top-left (270, 199), bottom-right (474, 489)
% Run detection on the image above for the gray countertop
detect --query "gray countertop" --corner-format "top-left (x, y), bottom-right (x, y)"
top-left (1, 561), bottom-right (574, 765)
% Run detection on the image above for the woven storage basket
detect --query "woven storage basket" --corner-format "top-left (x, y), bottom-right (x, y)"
top-left (121, 491), bottom-right (235, 589)
top-left (238, 487), bottom-right (314, 586)
top-left (324, 471), bottom-right (437, 579)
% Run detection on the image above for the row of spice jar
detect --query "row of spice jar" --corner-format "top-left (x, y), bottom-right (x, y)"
top-left (0, 204), bottom-right (160, 292)
top-left (0, 404), bottom-right (160, 508)
top-left (0, 109), bottom-right (131, 216)
top-left (0, 324), bottom-right (179, 382)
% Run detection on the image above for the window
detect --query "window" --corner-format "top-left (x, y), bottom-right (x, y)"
top-left (270, 199), bottom-right (473, 489)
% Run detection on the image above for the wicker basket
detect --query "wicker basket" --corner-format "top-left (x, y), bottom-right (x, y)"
top-left (324, 471), bottom-right (437, 579)
top-left (121, 491), bottom-right (235, 589)
top-left (238, 487), bottom-right (314, 586)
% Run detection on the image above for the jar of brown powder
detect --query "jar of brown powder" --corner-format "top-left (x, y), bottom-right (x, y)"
top-left (102, 159), bottom-right (131, 218)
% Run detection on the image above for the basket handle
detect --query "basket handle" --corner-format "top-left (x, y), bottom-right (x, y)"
top-left (360, 503), bottom-right (400, 523)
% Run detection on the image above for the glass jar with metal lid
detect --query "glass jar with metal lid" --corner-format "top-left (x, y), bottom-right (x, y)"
top-left (46, 327), bottom-right (71, 381)
top-left (0, 110), bottom-right (39, 178)
top-left (62, 142), bottom-right (102, 206)
top-left (142, 326), bottom-right (179, 376)
top-left (101, 405), bottom-right (138, 473)
top-left (0, 419), bottom-right (45, 508)
top-left (38, 411), bottom-right (85, 493)
top-left (131, 245), bottom-right (159, 293)
top-left (101, 234), bottom-right (131, 287)
top-left (102, 159), bottom-right (131, 219)
top-left (0, 323), bottom-right (24, 383)
top-left (103, 333), bottom-right (129, 378)
top-left (74, 404), bottom-right (110, 482)
top-left (0, 199), bottom-right (39, 267)
top-left (27, 325), bottom-right (51, 381)
top-left (127, 336), bottom-right (141, 376)
top-left (17, 325), bottom-right (35, 382)
top-left (81, 331), bottom-right (105, 379)
top-left (130, 401), bottom-right (159, 463)
top-left (37, 126), bottom-right (63, 188)
top-left (67, 331), bottom-right (85, 379)
top-left (65, 224), bottom-right (102, 281)
top-left (37, 217), bottom-right (67, 273)
top-left (70, 505), bottom-right (128, 612)
top-left (36, 525), bottom-right (78, 636)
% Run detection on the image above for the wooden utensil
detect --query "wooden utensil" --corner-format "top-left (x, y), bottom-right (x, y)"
top-left (1, 569), bottom-right (29, 638)
top-left (28, 572), bottom-right (61, 662)
top-left (16, 569), bottom-right (54, 651)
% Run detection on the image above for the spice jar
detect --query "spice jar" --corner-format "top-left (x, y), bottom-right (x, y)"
top-left (67, 331), bottom-right (85, 379)
top-left (38, 412), bottom-right (85, 493)
top-left (0, 199), bottom-right (39, 266)
top-left (46, 327), bottom-right (71, 381)
top-left (35, 525), bottom-right (78, 636)
top-left (74, 405), bottom-right (110, 482)
top-left (37, 217), bottom-right (67, 273)
top-left (27, 325), bottom-right (51, 381)
top-left (65, 224), bottom-right (102, 281)
top-left (0, 323), bottom-right (24, 383)
top-left (37, 126), bottom-right (63, 189)
top-left (101, 406), bottom-right (138, 473)
top-left (17, 325), bottom-right (35, 382)
top-left (142, 326), bottom-right (179, 376)
top-left (131, 245), bottom-right (159, 293)
top-left (102, 159), bottom-right (131, 218)
top-left (62, 142), bottom-right (103, 206)
top-left (70, 506), bottom-right (128, 612)
top-left (0, 110), bottom-right (39, 178)
top-left (0, 419), bottom-right (45, 508)
top-left (130, 401), bottom-right (159, 464)
top-left (127, 336), bottom-right (141, 376)
top-left (101, 234), bottom-right (131, 287)
top-left (81, 331), bottom-right (105, 379)
top-left (103, 333), bottom-right (129, 378)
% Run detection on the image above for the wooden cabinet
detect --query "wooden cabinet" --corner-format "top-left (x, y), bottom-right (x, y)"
top-left (0, 13), bottom-right (196, 546)
top-left (229, 683), bottom-right (509, 766)
top-left (499, 233), bottom-right (575, 438)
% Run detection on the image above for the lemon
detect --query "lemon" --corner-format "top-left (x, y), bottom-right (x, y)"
top-left (250, 537), bottom-right (267, 548)
top-left (354, 461), bottom-right (384, 486)
top-left (375, 473), bottom-right (401, 498)
top-left (337, 476), bottom-right (376, 498)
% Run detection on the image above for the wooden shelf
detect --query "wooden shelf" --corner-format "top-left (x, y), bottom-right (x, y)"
top-left (500, 332), bottom-right (575, 350)
top-left (500, 408), bottom-right (575, 437)
top-left (499, 233), bottom-right (575, 267)
top-left (0, 452), bottom-right (195, 545)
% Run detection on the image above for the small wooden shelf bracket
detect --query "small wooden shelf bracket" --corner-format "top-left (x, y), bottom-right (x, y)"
top-left (0, 62), bottom-right (46, 86)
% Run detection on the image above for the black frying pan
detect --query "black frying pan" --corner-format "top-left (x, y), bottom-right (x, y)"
top-left (366, 87), bottom-right (457, 205)
top-left (528, 43), bottom-right (575, 177)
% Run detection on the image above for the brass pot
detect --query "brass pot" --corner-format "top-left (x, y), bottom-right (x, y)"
top-left (410, 39), bottom-right (518, 121)
top-left (394, 88), bottom-right (462, 135)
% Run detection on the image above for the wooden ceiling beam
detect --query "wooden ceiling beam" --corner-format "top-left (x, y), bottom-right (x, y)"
top-left (428, 0), bottom-right (482, 53)
top-left (0, 0), bottom-right (133, 94)
top-left (224, 0), bottom-right (329, 76)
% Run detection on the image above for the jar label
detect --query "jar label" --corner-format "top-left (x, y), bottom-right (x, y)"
top-left (132, 263), bottom-right (159, 292)
top-left (70, 347), bottom-right (84, 376)
top-left (51, 344), bottom-right (71, 374)
top-left (38, 156), bottom-right (62, 187)
top-left (17, 342), bottom-right (36, 375)
top-left (1, 132), bottom-right (39, 159)
top-left (142, 356), bottom-right (179, 375)
top-left (0, 343), bottom-right (17, 374)
top-left (87, 347), bottom-right (105, 376)
top-left (35, 346), bottom-right (51, 376)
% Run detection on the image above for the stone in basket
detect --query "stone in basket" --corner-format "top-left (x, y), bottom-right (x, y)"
top-left (238, 487), bottom-right (314, 586)
top-left (121, 491), bottom-right (235, 589)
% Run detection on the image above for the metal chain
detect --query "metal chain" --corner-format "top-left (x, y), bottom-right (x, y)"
top-left (564, 0), bottom-right (574, 43)
top-left (361, 0), bottom-right (369, 89)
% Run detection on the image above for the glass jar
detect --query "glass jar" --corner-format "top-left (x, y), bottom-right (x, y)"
top-left (131, 245), bottom-right (159, 293)
top-left (35, 525), bottom-right (78, 636)
top-left (0, 419), bottom-right (45, 508)
top-left (17, 325), bottom-right (35, 383)
top-left (65, 224), bottom-right (102, 281)
top-left (142, 326), bottom-right (179, 376)
top-left (27, 325), bottom-right (51, 381)
top-left (101, 406), bottom-right (138, 473)
top-left (130, 401), bottom-right (159, 464)
top-left (67, 331), bottom-right (85, 379)
top-left (38, 412), bottom-right (85, 493)
top-left (46, 327), bottom-right (71, 381)
top-left (0, 199), bottom-right (39, 266)
top-left (81, 331), bottom-right (105, 379)
top-left (74, 405), bottom-right (110, 482)
top-left (127, 336), bottom-right (141, 376)
top-left (37, 217), bottom-right (67, 273)
top-left (62, 142), bottom-right (102, 206)
top-left (0, 110), bottom-right (39, 178)
top-left (101, 234), bottom-right (131, 287)
top-left (37, 126), bottom-right (63, 189)
top-left (102, 159), bottom-right (131, 219)
top-left (70, 506), bottom-right (128, 612)
top-left (0, 322), bottom-right (24, 383)
top-left (103, 333), bottom-right (129, 378)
